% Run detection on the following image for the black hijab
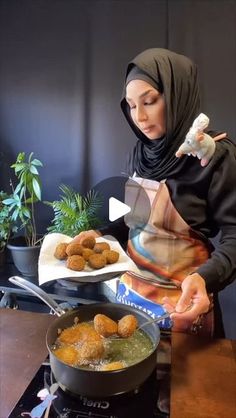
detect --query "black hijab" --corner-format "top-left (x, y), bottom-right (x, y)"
top-left (121, 48), bottom-right (201, 180)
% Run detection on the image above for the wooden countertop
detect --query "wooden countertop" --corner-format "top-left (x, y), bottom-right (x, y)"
top-left (0, 308), bottom-right (56, 418)
top-left (0, 308), bottom-right (235, 418)
top-left (171, 333), bottom-right (236, 418)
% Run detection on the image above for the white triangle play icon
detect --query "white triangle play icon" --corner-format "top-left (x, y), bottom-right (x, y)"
top-left (109, 197), bottom-right (131, 222)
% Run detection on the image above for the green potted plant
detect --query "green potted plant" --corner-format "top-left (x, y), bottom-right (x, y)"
top-left (0, 191), bottom-right (17, 265)
top-left (46, 184), bottom-right (103, 236)
top-left (3, 152), bottom-right (44, 276)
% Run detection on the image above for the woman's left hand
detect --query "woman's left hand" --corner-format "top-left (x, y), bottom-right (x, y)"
top-left (162, 273), bottom-right (210, 332)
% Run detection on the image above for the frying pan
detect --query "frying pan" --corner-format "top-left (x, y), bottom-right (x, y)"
top-left (9, 276), bottom-right (160, 397)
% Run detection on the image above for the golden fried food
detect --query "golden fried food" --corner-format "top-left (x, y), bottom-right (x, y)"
top-left (78, 323), bottom-right (102, 343)
top-left (58, 324), bottom-right (83, 344)
top-left (102, 249), bottom-right (119, 264)
top-left (100, 361), bottom-right (125, 371)
top-left (53, 346), bottom-right (80, 366)
top-left (88, 253), bottom-right (106, 269)
top-left (80, 340), bottom-right (104, 362)
top-left (82, 248), bottom-right (94, 261)
top-left (54, 242), bottom-right (69, 260)
top-left (67, 255), bottom-right (86, 271)
top-left (93, 242), bottom-right (110, 253)
top-left (94, 314), bottom-right (118, 337)
top-left (118, 314), bottom-right (138, 338)
top-left (55, 238), bottom-right (120, 272)
top-left (66, 243), bottom-right (84, 256)
top-left (81, 236), bottom-right (96, 249)
top-left (58, 322), bottom-right (101, 345)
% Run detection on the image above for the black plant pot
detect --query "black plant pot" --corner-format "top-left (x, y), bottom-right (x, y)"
top-left (7, 237), bottom-right (41, 277)
top-left (0, 248), bottom-right (6, 267)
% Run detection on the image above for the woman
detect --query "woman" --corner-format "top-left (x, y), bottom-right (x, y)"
top-left (74, 48), bottom-right (236, 337)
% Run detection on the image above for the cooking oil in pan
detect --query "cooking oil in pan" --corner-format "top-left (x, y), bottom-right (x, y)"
top-left (51, 324), bottom-right (154, 371)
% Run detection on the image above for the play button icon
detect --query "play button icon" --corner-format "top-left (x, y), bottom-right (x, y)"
top-left (92, 175), bottom-right (151, 242)
top-left (109, 197), bottom-right (131, 222)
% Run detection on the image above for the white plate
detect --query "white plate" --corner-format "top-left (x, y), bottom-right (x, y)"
top-left (38, 233), bottom-right (140, 286)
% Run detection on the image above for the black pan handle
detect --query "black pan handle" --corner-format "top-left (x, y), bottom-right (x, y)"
top-left (8, 276), bottom-right (65, 316)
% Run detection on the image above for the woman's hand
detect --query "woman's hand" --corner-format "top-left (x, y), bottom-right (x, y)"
top-left (71, 230), bottom-right (102, 244)
top-left (162, 273), bottom-right (210, 332)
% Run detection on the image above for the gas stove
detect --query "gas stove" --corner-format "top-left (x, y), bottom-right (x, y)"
top-left (9, 335), bottom-right (171, 418)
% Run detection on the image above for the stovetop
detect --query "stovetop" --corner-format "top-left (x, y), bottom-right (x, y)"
top-left (9, 336), bottom-right (171, 418)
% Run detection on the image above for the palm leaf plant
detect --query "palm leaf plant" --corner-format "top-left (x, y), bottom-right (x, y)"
top-left (3, 152), bottom-right (43, 247)
top-left (46, 184), bottom-right (103, 236)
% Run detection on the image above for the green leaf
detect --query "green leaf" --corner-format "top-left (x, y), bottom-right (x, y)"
top-left (31, 158), bottom-right (43, 167)
top-left (12, 208), bottom-right (20, 221)
top-left (29, 165), bottom-right (39, 175)
top-left (19, 188), bottom-right (25, 201)
top-left (14, 182), bottom-right (23, 195)
top-left (13, 163), bottom-right (26, 173)
top-left (17, 152), bottom-right (25, 162)
top-left (47, 184), bottom-right (103, 236)
top-left (7, 151), bottom-right (44, 246)
top-left (2, 198), bottom-right (15, 205)
top-left (21, 207), bottom-right (31, 218)
top-left (32, 178), bottom-right (41, 200)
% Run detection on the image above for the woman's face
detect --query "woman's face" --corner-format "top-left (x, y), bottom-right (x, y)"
top-left (126, 79), bottom-right (166, 140)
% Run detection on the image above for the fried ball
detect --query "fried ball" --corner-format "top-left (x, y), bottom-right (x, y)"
top-left (81, 236), bottom-right (96, 249)
top-left (67, 255), bottom-right (86, 271)
top-left (53, 346), bottom-right (80, 366)
top-left (79, 340), bottom-right (104, 362)
top-left (54, 242), bottom-right (69, 260)
top-left (58, 322), bottom-right (101, 345)
top-left (88, 254), bottom-right (106, 269)
top-left (100, 361), bottom-right (125, 371)
top-left (118, 314), bottom-right (138, 338)
top-left (82, 247), bottom-right (94, 261)
top-left (93, 242), bottom-right (110, 253)
top-left (94, 314), bottom-right (118, 337)
top-left (102, 249), bottom-right (119, 264)
top-left (66, 243), bottom-right (83, 256)
top-left (77, 323), bottom-right (102, 343)
top-left (58, 324), bottom-right (83, 344)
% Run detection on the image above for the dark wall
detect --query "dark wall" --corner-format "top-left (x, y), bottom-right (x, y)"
top-left (0, 0), bottom-right (235, 338)
top-left (1, 0), bottom-right (236, 227)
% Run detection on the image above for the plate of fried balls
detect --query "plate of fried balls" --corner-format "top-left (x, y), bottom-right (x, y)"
top-left (38, 233), bottom-right (140, 285)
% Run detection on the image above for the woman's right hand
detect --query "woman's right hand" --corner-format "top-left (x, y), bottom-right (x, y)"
top-left (71, 230), bottom-right (102, 244)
